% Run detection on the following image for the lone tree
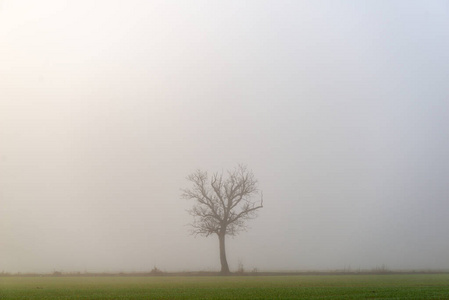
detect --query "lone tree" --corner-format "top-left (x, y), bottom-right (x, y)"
top-left (182, 165), bottom-right (263, 274)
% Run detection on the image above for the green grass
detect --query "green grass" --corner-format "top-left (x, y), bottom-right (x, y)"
top-left (1, 274), bottom-right (449, 299)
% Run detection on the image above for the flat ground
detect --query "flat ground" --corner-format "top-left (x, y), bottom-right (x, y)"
top-left (1, 274), bottom-right (449, 299)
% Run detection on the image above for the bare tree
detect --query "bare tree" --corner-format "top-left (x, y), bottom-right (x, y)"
top-left (182, 165), bottom-right (263, 274)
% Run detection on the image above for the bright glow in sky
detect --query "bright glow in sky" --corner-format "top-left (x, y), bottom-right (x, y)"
top-left (1, 0), bottom-right (449, 273)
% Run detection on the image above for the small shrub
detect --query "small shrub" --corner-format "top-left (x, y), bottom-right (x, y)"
top-left (237, 261), bottom-right (245, 274)
top-left (150, 266), bottom-right (163, 276)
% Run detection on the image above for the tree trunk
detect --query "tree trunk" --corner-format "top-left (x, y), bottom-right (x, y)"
top-left (218, 233), bottom-right (230, 274)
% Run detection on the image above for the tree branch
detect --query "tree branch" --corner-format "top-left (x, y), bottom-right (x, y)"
top-left (183, 165), bottom-right (262, 237)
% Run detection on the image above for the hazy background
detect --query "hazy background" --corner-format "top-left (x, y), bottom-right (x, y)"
top-left (1, 0), bottom-right (448, 273)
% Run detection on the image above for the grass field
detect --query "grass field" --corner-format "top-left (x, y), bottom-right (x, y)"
top-left (1, 274), bottom-right (449, 299)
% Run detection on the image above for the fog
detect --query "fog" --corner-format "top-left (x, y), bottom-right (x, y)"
top-left (1, 0), bottom-right (449, 273)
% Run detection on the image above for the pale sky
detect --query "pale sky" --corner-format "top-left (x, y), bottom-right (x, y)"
top-left (1, 0), bottom-right (449, 273)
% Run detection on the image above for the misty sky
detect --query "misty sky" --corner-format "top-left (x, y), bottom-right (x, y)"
top-left (1, 0), bottom-right (449, 273)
